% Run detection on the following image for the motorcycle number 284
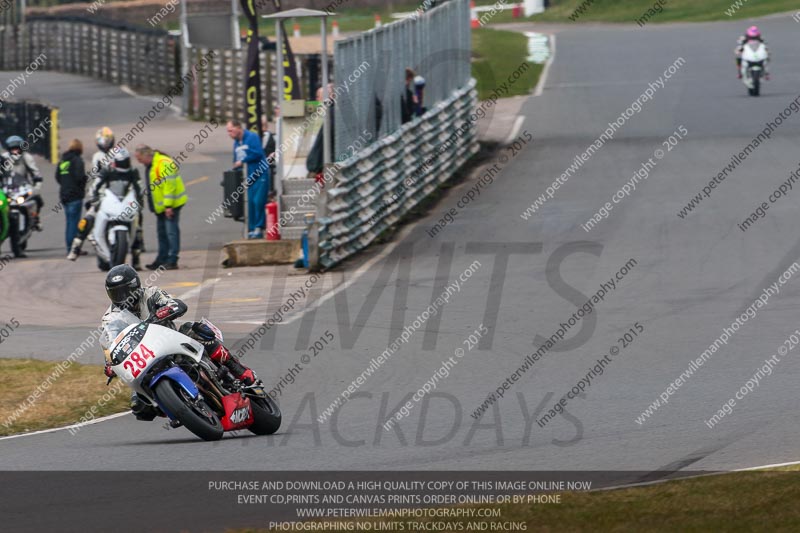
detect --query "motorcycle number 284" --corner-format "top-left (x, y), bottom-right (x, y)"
top-left (123, 344), bottom-right (156, 378)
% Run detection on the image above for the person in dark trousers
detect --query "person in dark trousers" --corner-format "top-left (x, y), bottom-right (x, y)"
top-left (261, 114), bottom-right (277, 193)
top-left (401, 68), bottom-right (416, 124)
top-left (226, 120), bottom-right (270, 239)
top-left (56, 139), bottom-right (87, 254)
top-left (134, 145), bottom-right (187, 270)
top-left (413, 75), bottom-right (427, 117)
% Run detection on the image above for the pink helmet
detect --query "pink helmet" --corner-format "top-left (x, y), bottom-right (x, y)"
top-left (746, 26), bottom-right (760, 38)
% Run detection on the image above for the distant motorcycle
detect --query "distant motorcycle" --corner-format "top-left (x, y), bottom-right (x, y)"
top-left (102, 309), bottom-right (281, 442)
top-left (3, 175), bottom-right (37, 258)
top-left (92, 183), bottom-right (139, 271)
top-left (0, 187), bottom-right (8, 252)
top-left (741, 40), bottom-right (769, 96)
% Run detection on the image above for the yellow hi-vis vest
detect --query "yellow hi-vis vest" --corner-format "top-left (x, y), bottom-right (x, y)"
top-left (149, 152), bottom-right (187, 214)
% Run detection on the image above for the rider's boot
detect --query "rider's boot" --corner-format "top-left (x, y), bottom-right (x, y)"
top-left (210, 345), bottom-right (258, 385)
top-left (131, 248), bottom-right (142, 271)
top-left (130, 393), bottom-right (157, 421)
top-left (67, 237), bottom-right (83, 261)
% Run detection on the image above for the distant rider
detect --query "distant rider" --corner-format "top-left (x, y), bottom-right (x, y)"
top-left (70, 148), bottom-right (145, 269)
top-left (735, 26), bottom-right (769, 80)
top-left (101, 265), bottom-right (260, 420)
top-left (69, 143), bottom-right (147, 270)
top-left (2, 135), bottom-right (44, 233)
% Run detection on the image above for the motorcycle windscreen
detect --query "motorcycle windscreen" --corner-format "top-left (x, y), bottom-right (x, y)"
top-left (220, 392), bottom-right (253, 431)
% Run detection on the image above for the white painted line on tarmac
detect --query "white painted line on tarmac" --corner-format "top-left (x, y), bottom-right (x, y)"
top-left (736, 460), bottom-right (800, 471)
top-left (505, 116), bottom-right (525, 145)
top-left (0, 412), bottom-right (129, 441)
top-left (535, 34), bottom-right (556, 97)
top-left (280, 225), bottom-right (418, 327)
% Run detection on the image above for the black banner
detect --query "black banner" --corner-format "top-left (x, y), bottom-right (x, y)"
top-left (0, 101), bottom-right (56, 162)
top-left (0, 470), bottom-right (722, 533)
top-left (272, 0), bottom-right (303, 101)
top-left (241, 0), bottom-right (264, 136)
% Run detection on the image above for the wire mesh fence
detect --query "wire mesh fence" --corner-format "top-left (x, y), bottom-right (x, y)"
top-left (333, 0), bottom-right (471, 159)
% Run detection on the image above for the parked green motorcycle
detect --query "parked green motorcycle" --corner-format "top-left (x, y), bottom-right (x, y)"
top-left (0, 176), bottom-right (9, 252)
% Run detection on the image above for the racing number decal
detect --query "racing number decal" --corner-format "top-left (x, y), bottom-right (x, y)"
top-left (122, 344), bottom-right (155, 378)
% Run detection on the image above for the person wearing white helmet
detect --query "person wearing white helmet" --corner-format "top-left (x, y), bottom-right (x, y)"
top-left (67, 127), bottom-right (116, 260)
top-left (69, 147), bottom-right (144, 269)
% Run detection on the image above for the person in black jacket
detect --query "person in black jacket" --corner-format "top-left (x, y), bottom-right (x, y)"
top-left (401, 68), bottom-right (416, 124)
top-left (261, 114), bottom-right (277, 193)
top-left (56, 139), bottom-right (87, 253)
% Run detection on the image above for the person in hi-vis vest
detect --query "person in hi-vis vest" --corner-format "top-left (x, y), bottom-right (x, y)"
top-left (134, 145), bottom-right (187, 270)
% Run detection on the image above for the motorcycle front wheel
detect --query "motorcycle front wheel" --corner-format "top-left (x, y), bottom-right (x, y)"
top-left (111, 230), bottom-right (128, 267)
top-left (155, 380), bottom-right (224, 441)
top-left (248, 395), bottom-right (282, 435)
top-left (9, 213), bottom-right (22, 257)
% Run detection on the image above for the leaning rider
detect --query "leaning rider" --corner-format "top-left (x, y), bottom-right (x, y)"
top-left (100, 264), bottom-right (259, 420)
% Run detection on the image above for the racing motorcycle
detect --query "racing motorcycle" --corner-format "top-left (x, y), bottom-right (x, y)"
top-left (102, 308), bottom-right (281, 441)
top-left (741, 40), bottom-right (769, 96)
top-left (92, 182), bottom-right (139, 271)
top-left (0, 187), bottom-right (8, 252)
top-left (2, 173), bottom-right (37, 258)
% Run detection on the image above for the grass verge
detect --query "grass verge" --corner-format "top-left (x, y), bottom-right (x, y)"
top-left (0, 358), bottom-right (129, 436)
top-left (235, 466), bottom-right (800, 532)
top-left (484, 0), bottom-right (799, 24)
top-left (472, 27), bottom-right (543, 100)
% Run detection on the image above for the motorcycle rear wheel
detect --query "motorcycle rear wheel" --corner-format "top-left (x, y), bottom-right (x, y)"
top-left (155, 380), bottom-right (224, 441)
top-left (248, 395), bottom-right (282, 435)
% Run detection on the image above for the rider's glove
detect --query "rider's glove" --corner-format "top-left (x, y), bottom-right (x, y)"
top-left (104, 362), bottom-right (115, 378)
top-left (155, 304), bottom-right (179, 320)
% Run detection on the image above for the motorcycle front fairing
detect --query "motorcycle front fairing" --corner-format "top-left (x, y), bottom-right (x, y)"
top-left (740, 42), bottom-right (768, 84)
top-left (93, 188), bottom-right (138, 261)
top-left (103, 309), bottom-right (206, 416)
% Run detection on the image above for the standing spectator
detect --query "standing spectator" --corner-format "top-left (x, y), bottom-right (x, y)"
top-left (414, 75), bottom-right (427, 117)
top-left (226, 120), bottom-right (270, 239)
top-left (401, 68), bottom-right (416, 124)
top-left (307, 83), bottom-right (336, 178)
top-left (134, 145), bottom-right (186, 270)
top-left (261, 114), bottom-right (277, 190)
top-left (56, 139), bottom-right (87, 254)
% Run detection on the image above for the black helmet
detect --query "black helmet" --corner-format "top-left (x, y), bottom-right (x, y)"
top-left (105, 265), bottom-right (142, 309)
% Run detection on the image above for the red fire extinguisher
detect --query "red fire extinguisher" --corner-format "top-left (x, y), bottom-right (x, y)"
top-left (266, 201), bottom-right (280, 240)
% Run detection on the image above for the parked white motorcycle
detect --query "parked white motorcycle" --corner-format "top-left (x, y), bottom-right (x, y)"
top-left (741, 40), bottom-right (769, 96)
top-left (93, 182), bottom-right (139, 271)
top-left (102, 308), bottom-right (281, 441)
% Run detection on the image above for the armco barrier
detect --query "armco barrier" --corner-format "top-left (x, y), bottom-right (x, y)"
top-left (319, 79), bottom-right (478, 268)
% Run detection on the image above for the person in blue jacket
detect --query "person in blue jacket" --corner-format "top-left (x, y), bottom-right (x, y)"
top-left (226, 120), bottom-right (270, 239)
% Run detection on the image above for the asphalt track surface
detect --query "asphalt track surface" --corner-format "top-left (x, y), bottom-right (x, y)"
top-left (3, 13), bottom-right (800, 529)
